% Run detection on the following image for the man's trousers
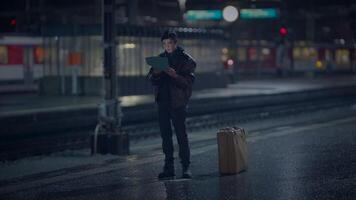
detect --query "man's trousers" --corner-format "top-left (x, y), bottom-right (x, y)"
top-left (158, 105), bottom-right (190, 170)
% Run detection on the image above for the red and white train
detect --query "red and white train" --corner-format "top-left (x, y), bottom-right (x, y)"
top-left (1, 34), bottom-right (355, 95)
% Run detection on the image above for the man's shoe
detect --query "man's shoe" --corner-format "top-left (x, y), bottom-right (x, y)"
top-left (181, 168), bottom-right (192, 179)
top-left (158, 171), bottom-right (175, 180)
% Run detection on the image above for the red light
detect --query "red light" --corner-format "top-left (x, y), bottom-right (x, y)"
top-left (227, 59), bottom-right (234, 66)
top-left (10, 19), bottom-right (16, 26)
top-left (279, 27), bottom-right (287, 35)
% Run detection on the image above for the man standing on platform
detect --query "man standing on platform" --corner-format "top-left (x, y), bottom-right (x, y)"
top-left (148, 30), bottom-right (196, 179)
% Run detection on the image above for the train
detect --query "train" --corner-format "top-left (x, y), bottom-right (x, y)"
top-left (223, 40), bottom-right (356, 81)
top-left (0, 25), bottom-right (355, 95)
top-left (0, 25), bottom-right (228, 95)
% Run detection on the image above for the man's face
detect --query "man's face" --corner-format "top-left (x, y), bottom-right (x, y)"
top-left (162, 39), bottom-right (177, 53)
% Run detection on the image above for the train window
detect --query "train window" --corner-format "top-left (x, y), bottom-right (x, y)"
top-left (248, 48), bottom-right (258, 61)
top-left (49, 39), bottom-right (58, 74)
top-left (237, 47), bottom-right (247, 62)
top-left (135, 37), bottom-right (141, 76)
top-left (261, 48), bottom-right (272, 62)
top-left (126, 37), bottom-right (134, 76)
top-left (310, 48), bottom-right (317, 58)
top-left (300, 47), bottom-right (317, 60)
top-left (119, 36), bottom-right (158, 76)
top-left (261, 48), bottom-right (270, 59)
top-left (7, 45), bottom-right (23, 64)
top-left (293, 47), bottom-right (301, 59)
top-left (67, 52), bottom-right (81, 65)
top-left (325, 50), bottom-right (332, 61)
top-left (301, 47), bottom-right (310, 58)
top-left (90, 36), bottom-right (102, 76)
top-left (222, 48), bottom-right (228, 54)
top-left (82, 37), bottom-right (89, 75)
top-left (302, 47), bottom-right (311, 58)
top-left (0, 45), bottom-right (8, 64)
top-left (141, 37), bottom-right (152, 75)
top-left (262, 48), bottom-right (270, 55)
top-left (335, 49), bottom-right (350, 64)
top-left (33, 46), bottom-right (44, 65)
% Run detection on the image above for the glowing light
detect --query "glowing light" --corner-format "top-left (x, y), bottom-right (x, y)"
top-left (262, 48), bottom-right (270, 55)
top-left (222, 48), bottom-right (228, 54)
top-left (221, 55), bottom-right (228, 61)
top-left (223, 6), bottom-right (239, 22)
top-left (315, 60), bottom-right (323, 68)
top-left (227, 59), bottom-right (234, 66)
top-left (120, 43), bottom-right (136, 49)
top-left (279, 27), bottom-right (287, 35)
top-left (10, 19), bottom-right (16, 26)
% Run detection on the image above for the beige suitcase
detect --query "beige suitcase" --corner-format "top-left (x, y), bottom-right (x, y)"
top-left (217, 127), bottom-right (248, 174)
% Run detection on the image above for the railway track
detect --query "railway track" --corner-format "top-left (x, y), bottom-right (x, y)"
top-left (1, 95), bottom-right (355, 161)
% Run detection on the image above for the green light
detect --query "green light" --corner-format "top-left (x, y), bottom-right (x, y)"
top-left (185, 10), bottom-right (222, 21)
top-left (240, 8), bottom-right (278, 19)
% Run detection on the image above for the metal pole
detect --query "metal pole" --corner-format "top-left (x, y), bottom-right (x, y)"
top-left (307, 0), bottom-right (315, 42)
top-left (103, 0), bottom-right (117, 101)
top-left (91, 0), bottom-right (128, 155)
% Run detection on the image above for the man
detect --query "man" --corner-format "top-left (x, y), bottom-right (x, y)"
top-left (148, 30), bottom-right (196, 179)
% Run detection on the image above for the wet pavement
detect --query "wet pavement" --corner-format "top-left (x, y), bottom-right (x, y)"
top-left (2, 76), bottom-right (356, 141)
top-left (1, 104), bottom-right (356, 200)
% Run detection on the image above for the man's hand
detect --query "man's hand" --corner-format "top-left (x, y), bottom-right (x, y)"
top-left (164, 67), bottom-right (178, 78)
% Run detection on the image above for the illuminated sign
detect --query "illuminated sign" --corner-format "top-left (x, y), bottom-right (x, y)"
top-left (185, 10), bottom-right (222, 21)
top-left (240, 8), bottom-right (278, 19)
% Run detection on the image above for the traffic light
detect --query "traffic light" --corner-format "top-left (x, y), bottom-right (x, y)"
top-left (10, 19), bottom-right (16, 27)
top-left (0, 17), bottom-right (16, 32)
top-left (279, 26), bottom-right (287, 36)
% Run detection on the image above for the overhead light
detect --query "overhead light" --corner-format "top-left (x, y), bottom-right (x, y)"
top-left (315, 60), bottom-right (323, 68)
top-left (222, 6), bottom-right (239, 22)
top-left (222, 48), bottom-right (228, 54)
top-left (262, 48), bottom-right (270, 55)
top-left (120, 43), bottom-right (136, 49)
top-left (227, 59), bottom-right (234, 66)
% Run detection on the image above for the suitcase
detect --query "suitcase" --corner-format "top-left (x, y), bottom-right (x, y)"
top-left (217, 127), bottom-right (248, 174)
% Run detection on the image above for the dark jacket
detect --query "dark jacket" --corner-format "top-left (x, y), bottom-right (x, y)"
top-left (148, 46), bottom-right (196, 108)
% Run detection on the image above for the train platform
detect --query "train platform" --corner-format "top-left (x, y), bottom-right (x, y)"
top-left (1, 76), bottom-right (356, 140)
top-left (1, 75), bottom-right (356, 116)
top-left (1, 91), bottom-right (356, 200)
